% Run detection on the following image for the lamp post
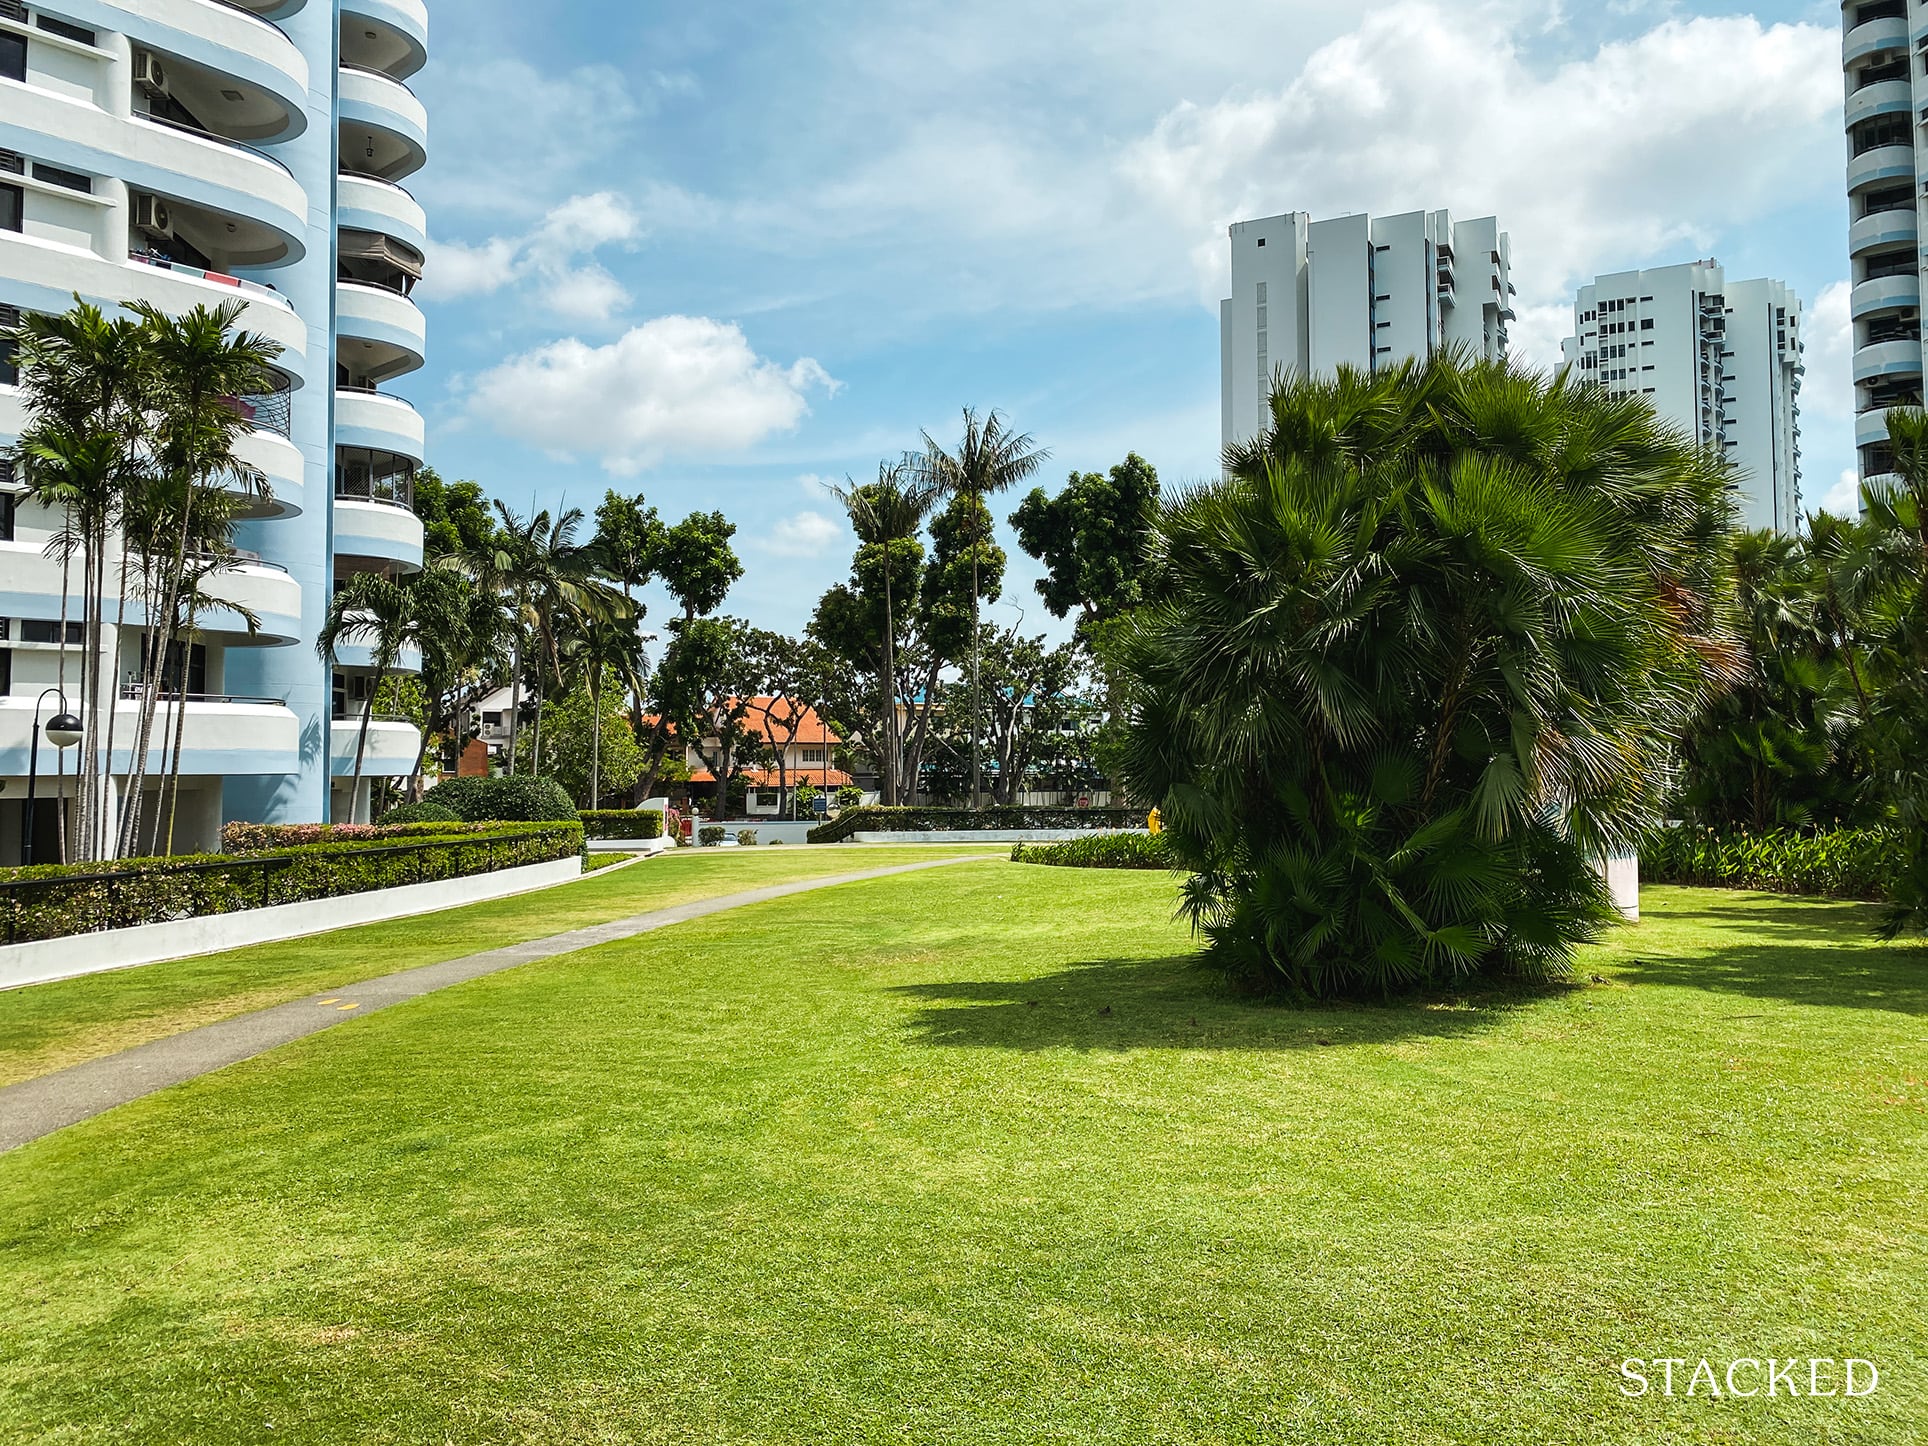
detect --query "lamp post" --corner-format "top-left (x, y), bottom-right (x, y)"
top-left (24, 690), bottom-right (83, 868)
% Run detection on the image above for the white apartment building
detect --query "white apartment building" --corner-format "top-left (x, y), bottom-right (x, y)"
top-left (0, 0), bottom-right (430, 862)
top-left (1560, 263), bottom-right (1805, 533)
top-left (1842, 0), bottom-right (1924, 482)
top-left (1220, 209), bottom-right (1515, 450)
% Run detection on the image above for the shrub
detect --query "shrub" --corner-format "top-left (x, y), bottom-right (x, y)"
top-left (836, 785), bottom-right (864, 809)
top-left (426, 775), bottom-right (578, 823)
top-left (579, 810), bottom-right (666, 840)
top-left (224, 820), bottom-right (491, 853)
top-left (809, 806), bottom-right (1144, 845)
top-left (1010, 833), bottom-right (1171, 869)
top-left (378, 801), bottom-right (460, 827)
top-left (0, 823), bottom-right (584, 945)
top-left (1643, 825), bottom-right (1900, 902)
top-left (737, 829), bottom-right (759, 846)
top-left (698, 826), bottom-right (726, 847)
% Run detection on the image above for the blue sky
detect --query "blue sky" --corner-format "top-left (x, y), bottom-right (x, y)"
top-left (407, 0), bottom-right (1851, 642)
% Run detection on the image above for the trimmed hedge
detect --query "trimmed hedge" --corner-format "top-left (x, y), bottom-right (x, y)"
top-left (698, 826), bottom-right (726, 847)
top-left (424, 775), bottom-right (578, 823)
top-left (579, 809), bottom-right (666, 840)
top-left (223, 820), bottom-right (495, 853)
top-left (1010, 833), bottom-right (1171, 869)
top-left (377, 801), bottom-right (460, 827)
top-left (0, 822), bottom-right (584, 945)
top-left (1643, 825), bottom-right (1900, 902)
top-left (809, 806), bottom-right (1143, 845)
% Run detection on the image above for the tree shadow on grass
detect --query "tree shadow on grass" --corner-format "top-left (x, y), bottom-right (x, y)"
top-left (1614, 923), bottom-right (1928, 1017)
top-left (889, 952), bottom-right (1564, 1053)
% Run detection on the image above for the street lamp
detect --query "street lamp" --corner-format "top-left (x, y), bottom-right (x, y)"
top-left (24, 689), bottom-right (82, 868)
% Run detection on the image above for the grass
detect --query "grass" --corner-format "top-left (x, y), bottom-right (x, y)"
top-left (0, 871), bottom-right (1924, 1443)
top-left (0, 845), bottom-right (999, 1087)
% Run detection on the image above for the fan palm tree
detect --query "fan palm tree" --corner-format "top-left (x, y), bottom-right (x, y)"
top-left (318, 572), bottom-right (431, 822)
top-left (826, 457), bottom-right (941, 805)
top-left (916, 409), bottom-right (1047, 805)
top-left (1113, 354), bottom-right (1738, 997)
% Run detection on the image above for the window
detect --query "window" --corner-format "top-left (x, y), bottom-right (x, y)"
top-left (0, 646), bottom-right (10, 697)
top-left (801, 747), bottom-right (826, 764)
top-left (30, 161), bottom-right (88, 193)
top-left (35, 15), bottom-right (95, 45)
top-left (1852, 113), bottom-right (1911, 155)
top-left (20, 620), bottom-right (83, 644)
top-left (1255, 237), bottom-right (1265, 247)
top-left (1640, 319), bottom-right (1654, 331)
top-left (1862, 184), bottom-right (1912, 217)
top-left (0, 32), bottom-right (23, 83)
top-left (0, 305), bottom-right (18, 385)
top-left (0, 490), bottom-right (12, 542)
top-left (0, 182), bottom-right (20, 234)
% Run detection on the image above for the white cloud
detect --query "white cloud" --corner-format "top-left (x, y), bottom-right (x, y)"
top-left (1116, 5), bottom-right (1840, 365)
top-left (762, 510), bottom-right (848, 558)
top-left (1818, 468), bottom-right (1861, 516)
top-left (1804, 280), bottom-right (1854, 423)
top-left (543, 266), bottom-right (632, 322)
top-left (461, 316), bottom-right (840, 475)
top-left (423, 190), bottom-right (642, 321)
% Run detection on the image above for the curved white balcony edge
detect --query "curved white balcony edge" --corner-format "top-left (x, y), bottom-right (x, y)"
top-left (336, 172), bottom-right (428, 254)
top-left (0, 698), bottom-right (301, 779)
top-left (335, 388), bottom-right (426, 464)
top-left (333, 496), bottom-right (426, 571)
top-left (329, 718), bottom-right (424, 778)
top-left (335, 280), bottom-right (426, 375)
top-left (340, 0), bottom-right (429, 78)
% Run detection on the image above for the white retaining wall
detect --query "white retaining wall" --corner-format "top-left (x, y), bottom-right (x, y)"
top-left (0, 856), bottom-right (585, 992)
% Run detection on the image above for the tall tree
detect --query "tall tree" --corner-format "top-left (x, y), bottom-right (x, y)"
top-left (561, 614), bottom-right (650, 810)
top-left (917, 409), bottom-right (1047, 805)
top-left (318, 572), bottom-right (431, 822)
top-left (1010, 452), bottom-right (1161, 634)
top-left (656, 510), bottom-right (743, 620)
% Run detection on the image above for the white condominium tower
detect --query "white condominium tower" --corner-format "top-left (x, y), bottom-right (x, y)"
top-left (1560, 263), bottom-right (1805, 533)
top-left (1842, 0), bottom-right (1924, 481)
top-left (0, 0), bottom-right (430, 862)
top-left (1220, 209), bottom-right (1515, 450)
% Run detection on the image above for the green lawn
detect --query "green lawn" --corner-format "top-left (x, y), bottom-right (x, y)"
top-left (0, 868), bottom-right (1923, 1443)
top-left (0, 845), bottom-right (998, 1087)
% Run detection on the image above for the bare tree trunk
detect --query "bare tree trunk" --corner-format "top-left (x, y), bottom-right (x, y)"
top-left (506, 631), bottom-right (523, 775)
top-left (101, 541), bottom-right (133, 858)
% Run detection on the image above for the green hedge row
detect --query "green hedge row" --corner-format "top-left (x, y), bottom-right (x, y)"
top-left (1643, 825), bottom-right (1900, 902)
top-left (398, 776), bottom-right (578, 824)
top-left (0, 822), bottom-right (583, 946)
top-left (808, 806), bottom-right (1144, 845)
top-left (223, 820), bottom-right (501, 853)
top-left (579, 810), bottom-right (666, 840)
top-left (1010, 833), bottom-right (1172, 869)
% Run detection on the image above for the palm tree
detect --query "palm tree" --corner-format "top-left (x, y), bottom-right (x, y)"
top-left (318, 572), bottom-right (430, 822)
top-left (916, 410), bottom-right (1047, 806)
top-left (826, 457), bottom-right (941, 805)
top-left (442, 501), bottom-right (629, 776)
top-left (1113, 354), bottom-right (1738, 997)
top-left (561, 616), bottom-right (649, 809)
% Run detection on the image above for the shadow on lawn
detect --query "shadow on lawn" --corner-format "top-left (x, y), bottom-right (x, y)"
top-left (890, 952), bottom-right (1555, 1053)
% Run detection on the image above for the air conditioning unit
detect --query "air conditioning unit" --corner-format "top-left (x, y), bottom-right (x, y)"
top-left (133, 50), bottom-right (168, 98)
top-left (134, 194), bottom-right (172, 237)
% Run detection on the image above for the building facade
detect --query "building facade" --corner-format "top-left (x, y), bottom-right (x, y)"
top-left (1220, 208), bottom-right (1514, 451)
top-left (1842, 0), bottom-right (1923, 483)
top-left (0, 0), bottom-right (428, 862)
top-left (1560, 263), bottom-right (1805, 533)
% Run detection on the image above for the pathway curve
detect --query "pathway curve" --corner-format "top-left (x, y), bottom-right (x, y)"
top-left (0, 856), bottom-right (996, 1155)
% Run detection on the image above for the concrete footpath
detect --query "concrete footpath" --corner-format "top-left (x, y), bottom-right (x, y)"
top-left (0, 856), bottom-right (994, 1155)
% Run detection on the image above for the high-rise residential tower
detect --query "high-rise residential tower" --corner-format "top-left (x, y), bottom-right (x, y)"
top-left (1561, 262), bottom-right (1805, 533)
top-left (0, 0), bottom-right (429, 862)
top-left (1842, 0), bottom-right (1922, 482)
top-left (1220, 208), bottom-right (1514, 451)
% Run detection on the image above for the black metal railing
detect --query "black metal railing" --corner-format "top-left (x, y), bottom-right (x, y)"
top-left (232, 388), bottom-right (293, 438)
top-left (117, 685), bottom-right (286, 706)
top-left (135, 111), bottom-right (295, 178)
top-left (334, 471), bottom-right (414, 509)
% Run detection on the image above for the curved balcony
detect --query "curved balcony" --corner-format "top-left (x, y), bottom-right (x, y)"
top-left (1847, 143), bottom-right (1917, 196)
top-left (134, 4), bottom-right (311, 143)
top-left (1844, 78), bottom-right (1914, 129)
top-left (1859, 407), bottom-right (1909, 448)
top-left (335, 388), bottom-right (425, 465)
top-left (1849, 207), bottom-right (1919, 256)
top-left (330, 638), bottom-right (424, 678)
top-left (333, 496), bottom-right (425, 572)
top-left (1853, 338), bottom-right (1926, 382)
top-left (0, 85), bottom-right (308, 265)
top-left (341, 0), bottom-right (429, 80)
top-left (336, 280), bottom-right (426, 381)
top-left (1845, 14), bottom-right (1909, 66)
top-left (330, 718), bottom-right (423, 778)
top-left (184, 558), bottom-right (304, 646)
top-left (1852, 272), bottom-right (1922, 319)
top-left (338, 66), bottom-right (428, 182)
top-left (337, 173), bottom-right (427, 255)
top-left (233, 428), bottom-right (306, 518)
top-left (0, 696), bottom-right (300, 780)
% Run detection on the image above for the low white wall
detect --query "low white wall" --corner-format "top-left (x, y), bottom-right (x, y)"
top-left (852, 829), bottom-right (1146, 845)
top-left (587, 836), bottom-right (672, 855)
top-left (0, 855), bottom-right (584, 992)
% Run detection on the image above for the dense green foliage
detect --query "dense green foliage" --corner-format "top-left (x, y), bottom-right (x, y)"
top-left (1009, 832), bottom-right (1172, 869)
top-left (424, 776), bottom-right (578, 823)
top-left (223, 820), bottom-right (490, 852)
top-left (376, 802), bottom-right (461, 827)
top-left (0, 824), bottom-right (582, 943)
top-left (1114, 357), bottom-right (1737, 997)
top-left (537, 686), bottom-right (646, 808)
top-left (578, 810), bottom-right (666, 841)
top-left (808, 806), bottom-right (1145, 844)
top-left (1644, 825), bottom-right (1900, 902)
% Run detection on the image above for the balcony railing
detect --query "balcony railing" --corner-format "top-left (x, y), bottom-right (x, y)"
top-left (118, 685), bottom-right (287, 706)
top-left (227, 388), bottom-right (293, 439)
top-left (335, 472), bottom-right (414, 509)
top-left (134, 111), bottom-right (295, 179)
top-left (131, 251), bottom-right (294, 310)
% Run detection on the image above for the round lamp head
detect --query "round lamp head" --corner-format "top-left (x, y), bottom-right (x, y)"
top-left (45, 713), bottom-right (83, 749)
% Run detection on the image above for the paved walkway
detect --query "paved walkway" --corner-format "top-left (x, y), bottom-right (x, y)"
top-left (0, 856), bottom-right (994, 1155)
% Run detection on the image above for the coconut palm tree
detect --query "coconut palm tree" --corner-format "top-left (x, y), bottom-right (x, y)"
top-left (561, 616), bottom-right (649, 809)
top-left (318, 572), bottom-right (430, 822)
top-left (826, 457), bottom-right (941, 805)
top-left (1113, 354), bottom-right (1739, 997)
top-left (916, 410), bottom-right (1047, 807)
